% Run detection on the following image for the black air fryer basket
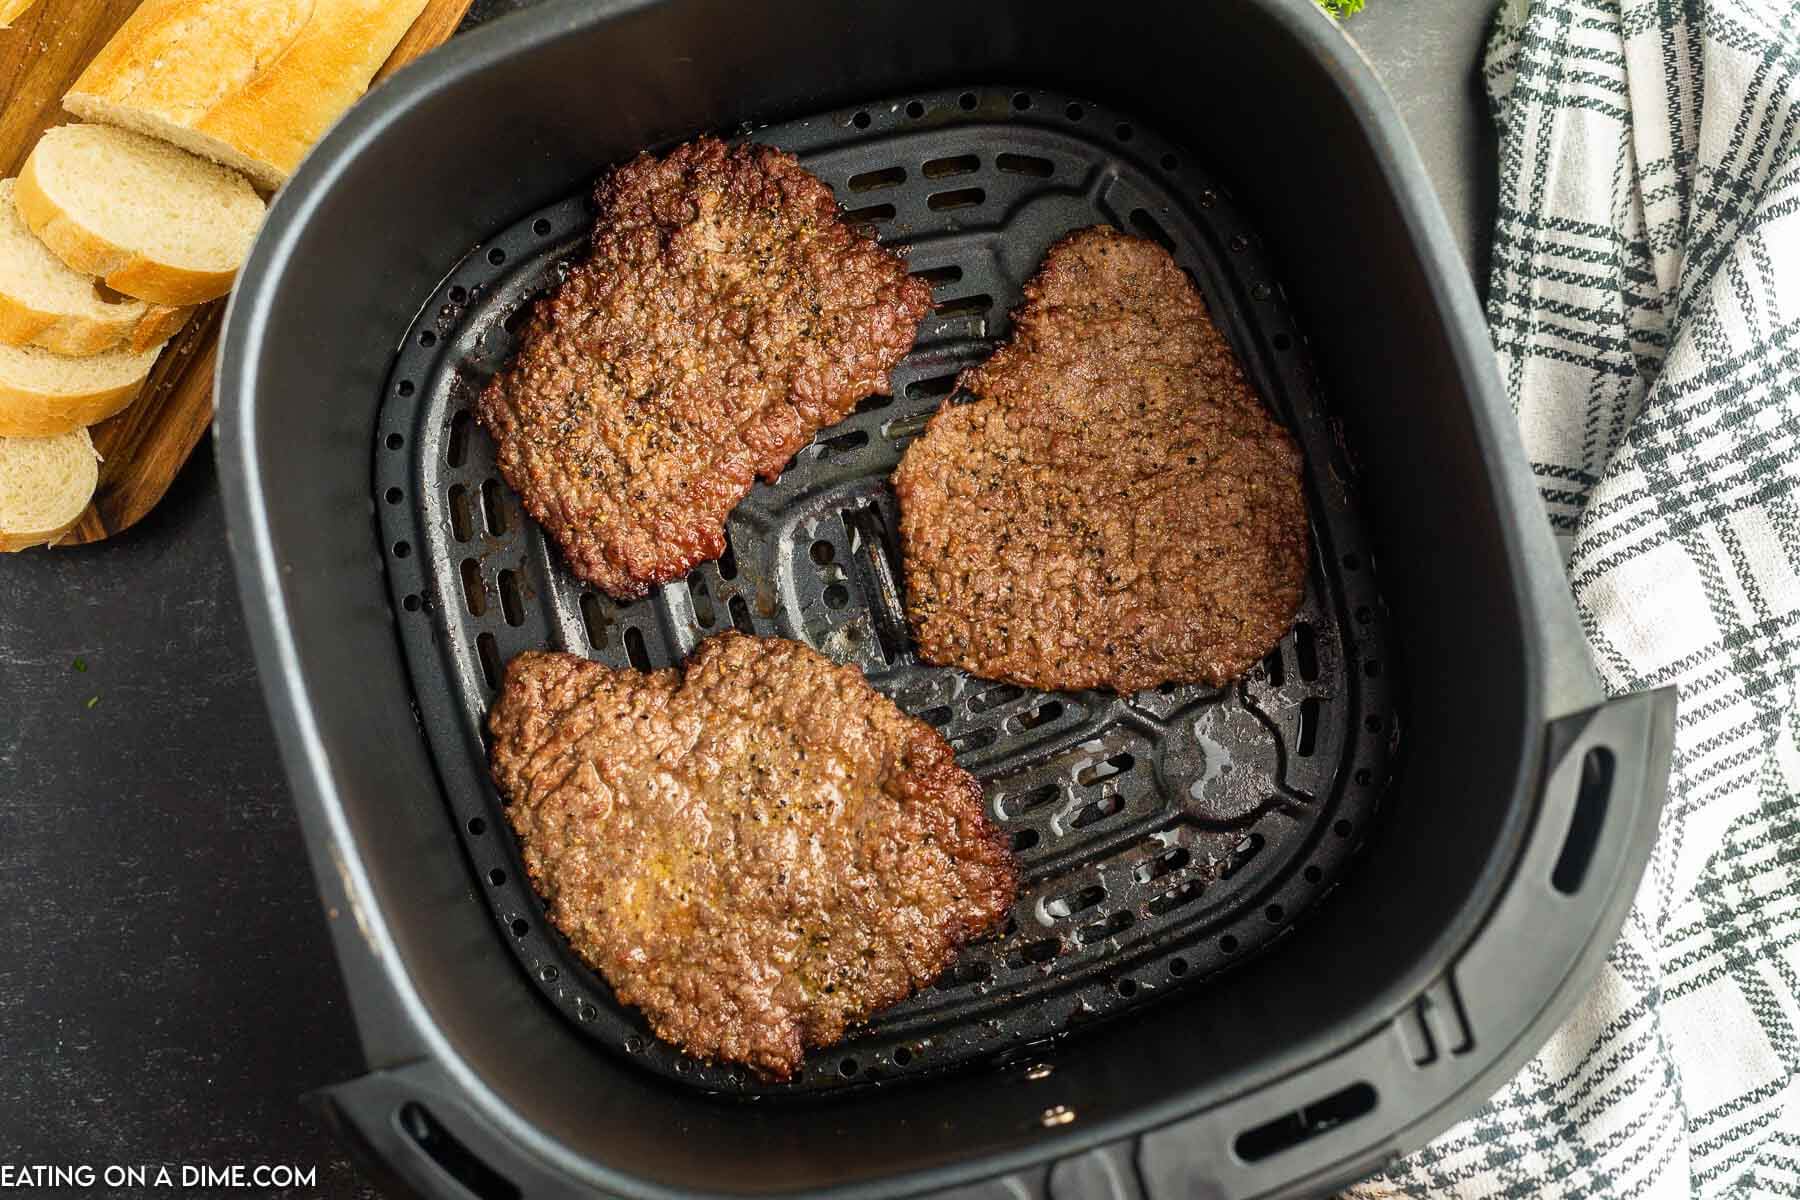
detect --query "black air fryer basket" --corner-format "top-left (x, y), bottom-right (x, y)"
top-left (216, 2), bottom-right (1678, 1197)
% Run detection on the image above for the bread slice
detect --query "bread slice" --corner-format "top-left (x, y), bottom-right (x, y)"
top-left (0, 339), bottom-right (159, 436)
top-left (63, 0), bottom-right (430, 192)
top-left (0, 428), bottom-right (97, 551)
top-left (16, 124), bottom-right (265, 305)
top-left (0, 0), bottom-right (41, 28)
top-left (0, 179), bottom-right (190, 356)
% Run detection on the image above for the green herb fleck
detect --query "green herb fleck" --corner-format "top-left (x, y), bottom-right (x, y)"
top-left (1315, 0), bottom-right (1366, 16)
top-left (85, 695), bottom-right (99, 709)
top-left (72, 657), bottom-right (87, 672)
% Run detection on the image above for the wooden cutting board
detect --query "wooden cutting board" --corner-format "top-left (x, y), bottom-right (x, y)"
top-left (0, 0), bottom-right (476, 544)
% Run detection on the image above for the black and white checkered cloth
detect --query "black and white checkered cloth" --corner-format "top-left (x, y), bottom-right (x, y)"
top-left (1351, 0), bottom-right (1800, 1195)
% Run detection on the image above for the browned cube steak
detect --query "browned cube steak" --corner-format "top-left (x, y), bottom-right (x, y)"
top-left (487, 633), bottom-right (1017, 1079)
top-left (477, 138), bottom-right (932, 600)
top-left (893, 228), bottom-right (1310, 694)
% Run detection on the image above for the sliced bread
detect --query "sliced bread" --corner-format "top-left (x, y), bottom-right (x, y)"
top-left (64, 0), bottom-right (430, 192)
top-left (0, 428), bottom-right (97, 551)
top-left (0, 179), bottom-right (190, 356)
top-left (0, 339), bottom-right (159, 436)
top-left (16, 124), bottom-right (265, 306)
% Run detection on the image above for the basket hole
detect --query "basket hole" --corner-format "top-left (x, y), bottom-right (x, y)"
top-left (1014, 783), bottom-right (1060, 814)
top-left (971, 683), bottom-right (1023, 712)
top-left (810, 540), bottom-right (836, 566)
top-left (687, 573), bottom-right (716, 628)
top-left (577, 1002), bottom-right (598, 1023)
top-left (1114, 976), bottom-right (1137, 996)
top-left (1128, 208), bottom-right (1175, 252)
top-left (623, 1035), bottom-right (644, 1053)
top-left (1334, 819), bottom-right (1353, 838)
top-left (1296, 697), bottom-right (1320, 757)
top-left (1009, 938), bottom-right (1059, 969)
top-left (923, 154), bottom-right (978, 179)
top-left (1365, 714), bottom-right (1384, 733)
top-left (1071, 794), bottom-right (1124, 829)
top-left (488, 868), bottom-right (506, 886)
top-left (1016, 700), bottom-right (1063, 730)
top-left (1011, 92), bottom-right (1032, 110)
top-left (480, 479), bottom-right (509, 535)
top-left (1273, 332), bottom-right (1294, 351)
top-left (1011, 828), bottom-right (1040, 852)
top-left (852, 110), bottom-right (871, 129)
top-left (995, 153), bottom-right (1053, 178)
top-left (1553, 747), bottom-right (1615, 894)
top-left (1265, 904), bottom-right (1285, 923)
top-left (919, 705), bottom-right (953, 727)
top-left (385, 486), bottom-right (403, 505)
top-left (447, 285), bottom-right (468, 305)
top-left (1263, 646), bottom-right (1285, 688)
top-left (907, 372), bottom-right (960, 400)
top-left (418, 330), bottom-right (437, 348)
top-left (402, 594), bottom-right (421, 612)
top-left (460, 559), bottom-right (487, 617)
top-left (1220, 934), bottom-right (1239, 954)
top-left (928, 187), bottom-right (984, 211)
top-left (1169, 957), bottom-right (1189, 977)
top-left (950, 727), bottom-right (997, 755)
top-left (1046, 884), bottom-right (1105, 920)
top-left (727, 593), bottom-right (754, 635)
top-left (1115, 122), bottom-right (1134, 141)
top-left (1224, 833), bottom-right (1264, 878)
top-left (718, 529), bottom-right (739, 580)
top-left (1229, 234), bottom-right (1250, 254)
top-left (933, 294), bottom-right (991, 319)
top-left (816, 429), bottom-right (868, 458)
top-left (1294, 621), bottom-right (1319, 682)
top-left (1147, 879), bottom-right (1203, 916)
top-left (467, 817), bottom-right (486, 836)
top-left (1355, 768), bottom-right (1373, 787)
top-left (448, 485), bottom-right (474, 541)
top-left (1076, 752), bottom-right (1133, 786)
top-left (497, 570), bottom-right (524, 627)
top-left (1304, 865), bottom-right (1323, 884)
top-left (1236, 1083), bottom-right (1377, 1164)
top-left (905, 100), bottom-right (925, 118)
top-left (853, 393), bottom-right (893, 414)
top-left (392, 540), bottom-right (411, 559)
top-left (848, 166), bottom-right (906, 192)
top-left (1133, 846), bottom-right (1190, 883)
top-left (487, 247), bottom-right (506, 267)
top-left (1159, 153), bottom-right (1179, 170)
top-left (624, 627), bottom-right (651, 670)
top-left (894, 1046), bottom-right (914, 1065)
top-left (844, 202), bottom-right (894, 224)
top-left (503, 305), bottom-right (533, 336)
top-left (579, 592), bottom-right (615, 649)
top-left (397, 379), bottom-right (415, 397)
top-left (824, 583), bottom-right (851, 610)
top-left (532, 217), bottom-right (553, 236)
top-left (476, 632), bottom-right (501, 691)
top-left (911, 264), bottom-right (963, 288)
top-left (386, 432), bottom-right (405, 451)
top-left (959, 92), bottom-right (977, 110)
top-left (840, 1057), bottom-right (861, 1077)
top-left (537, 964), bottom-right (558, 983)
top-left (1065, 102), bottom-right (1085, 120)
top-left (446, 410), bottom-right (470, 466)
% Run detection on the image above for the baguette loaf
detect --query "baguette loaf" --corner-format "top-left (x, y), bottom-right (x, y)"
top-left (63, 0), bottom-right (431, 192)
top-left (0, 428), bottom-right (97, 551)
top-left (0, 179), bottom-right (190, 356)
top-left (0, 339), bottom-right (160, 436)
top-left (16, 124), bottom-right (264, 305)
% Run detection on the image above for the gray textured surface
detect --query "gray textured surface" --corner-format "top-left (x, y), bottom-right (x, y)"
top-left (0, 4), bottom-right (1494, 1196)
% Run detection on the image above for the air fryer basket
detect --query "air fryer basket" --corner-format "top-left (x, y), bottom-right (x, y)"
top-left (216, 2), bottom-right (1677, 1197)
top-left (376, 85), bottom-right (1396, 1096)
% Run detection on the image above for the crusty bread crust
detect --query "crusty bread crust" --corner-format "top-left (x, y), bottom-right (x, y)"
top-left (0, 289), bottom-right (187, 356)
top-left (64, 0), bottom-right (430, 190)
top-left (16, 133), bottom-right (248, 305)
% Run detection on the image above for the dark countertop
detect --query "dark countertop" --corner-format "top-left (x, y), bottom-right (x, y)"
top-left (0, 4), bottom-right (1492, 1196)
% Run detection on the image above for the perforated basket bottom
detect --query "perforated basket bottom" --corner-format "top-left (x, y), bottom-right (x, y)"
top-left (375, 86), bottom-right (1397, 1096)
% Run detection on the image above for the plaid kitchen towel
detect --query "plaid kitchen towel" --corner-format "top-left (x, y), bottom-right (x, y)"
top-left (1350, 0), bottom-right (1800, 1196)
